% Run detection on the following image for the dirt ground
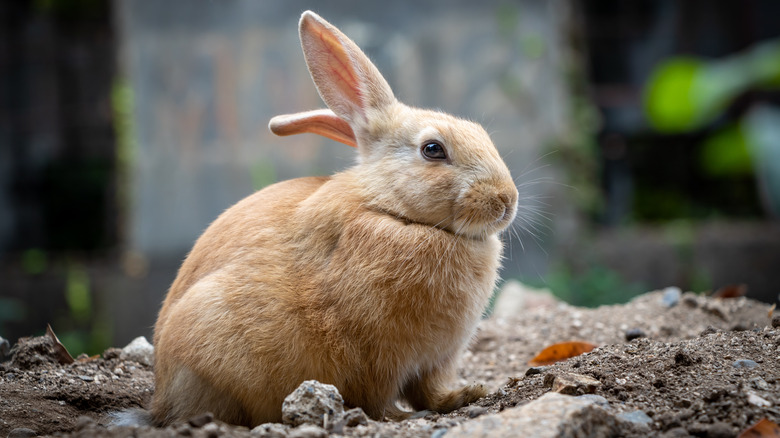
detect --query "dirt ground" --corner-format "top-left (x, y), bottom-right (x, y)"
top-left (1, 289), bottom-right (778, 437)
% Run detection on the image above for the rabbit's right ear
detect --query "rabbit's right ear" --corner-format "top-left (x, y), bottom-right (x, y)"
top-left (299, 11), bottom-right (395, 128)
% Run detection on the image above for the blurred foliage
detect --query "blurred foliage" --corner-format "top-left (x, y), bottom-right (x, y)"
top-left (699, 123), bottom-right (752, 177)
top-left (645, 40), bottom-right (780, 134)
top-left (528, 264), bottom-right (647, 307)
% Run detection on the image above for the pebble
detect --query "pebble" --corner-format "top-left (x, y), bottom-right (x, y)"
top-left (544, 372), bottom-right (601, 395)
top-left (327, 408), bottom-right (368, 434)
top-left (732, 359), bottom-right (758, 369)
top-left (281, 380), bottom-right (345, 427)
top-left (288, 425), bottom-right (328, 438)
top-left (625, 328), bottom-right (647, 341)
top-left (747, 392), bottom-right (771, 407)
top-left (617, 410), bottom-right (653, 425)
top-left (120, 336), bottom-right (155, 366)
top-left (250, 423), bottom-right (289, 437)
top-left (661, 287), bottom-right (681, 307)
top-left (576, 394), bottom-right (609, 407)
top-left (7, 428), bottom-right (37, 438)
top-left (465, 405), bottom-right (488, 418)
top-left (525, 366), bottom-right (548, 376)
top-left (772, 314), bottom-right (780, 328)
top-left (0, 336), bottom-right (10, 360)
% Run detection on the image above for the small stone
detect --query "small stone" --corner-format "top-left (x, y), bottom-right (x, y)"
top-left (120, 336), bottom-right (155, 366)
top-left (617, 410), bottom-right (653, 425)
top-left (732, 359), bottom-right (758, 369)
top-left (288, 424), bottom-right (328, 438)
top-left (699, 326), bottom-right (719, 336)
top-left (731, 322), bottom-right (751, 331)
top-left (431, 429), bottom-right (447, 438)
top-left (8, 428), bottom-right (37, 438)
top-left (188, 412), bottom-right (214, 428)
top-left (545, 372), bottom-right (601, 395)
top-left (78, 375), bottom-right (94, 382)
top-left (0, 336), bottom-right (10, 360)
top-left (750, 377), bottom-right (770, 390)
top-left (202, 422), bottom-right (220, 438)
top-left (661, 287), bottom-right (681, 307)
top-left (525, 366), bottom-right (548, 376)
top-left (328, 408), bottom-right (369, 434)
top-left (102, 347), bottom-right (122, 360)
top-left (772, 314), bottom-right (780, 328)
top-left (250, 423), bottom-right (289, 438)
top-left (465, 405), bottom-right (487, 418)
top-left (625, 328), bottom-right (646, 341)
top-left (282, 380), bottom-right (345, 427)
top-left (747, 392), bottom-right (771, 407)
top-left (576, 394), bottom-right (609, 407)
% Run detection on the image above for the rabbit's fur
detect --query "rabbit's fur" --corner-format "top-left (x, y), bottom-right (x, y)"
top-left (151, 10), bottom-right (518, 427)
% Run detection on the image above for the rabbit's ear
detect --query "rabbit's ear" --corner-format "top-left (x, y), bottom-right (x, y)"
top-left (269, 109), bottom-right (356, 147)
top-left (299, 11), bottom-right (395, 127)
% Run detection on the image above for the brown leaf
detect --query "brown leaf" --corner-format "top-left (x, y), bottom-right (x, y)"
top-left (739, 418), bottom-right (780, 438)
top-left (45, 324), bottom-right (74, 365)
top-left (712, 284), bottom-right (748, 299)
top-left (768, 303), bottom-right (775, 319)
top-left (528, 341), bottom-right (597, 366)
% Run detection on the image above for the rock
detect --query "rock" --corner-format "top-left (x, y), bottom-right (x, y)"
top-left (732, 359), bottom-right (758, 369)
top-left (188, 412), bottom-right (214, 428)
top-left (120, 336), bottom-right (154, 366)
top-left (576, 394), bottom-right (609, 407)
top-left (699, 326), bottom-right (719, 336)
top-left (328, 408), bottom-right (369, 434)
top-left (661, 287), bottom-right (681, 307)
top-left (544, 372), bottom-right (601, 395)
top-left (288, 424), bottom-right (328, 438)
top-left (747, 392), bottom-right (771, 407)
top-left (282, 380), bottom-right (345, 427)
top-left (251, 423), bottom-right (289, 438)
top-left (465, 405), bottom-right (488, 418)
top-left (673, 349), bottom-right (699, 366)
top-left (525, 366), bottom-right (548, 376)
top-left (202, 422), bottom-right (220, 438)
top-left (625, 328), bottom-right (647, 341)
top-left (772, 314), bottom-right (780, 328)
top-left (7, 428), bottom-right (37, 438)
top-left (445, 392), bottom-right (618, 438)
top-left (0, 336), bottom-right (10, 360)
top-left (616, 410), bottom-right (653, 425)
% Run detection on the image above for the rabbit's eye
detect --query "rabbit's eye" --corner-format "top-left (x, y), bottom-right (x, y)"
top-left (422, 142), bottom-right (447, 161)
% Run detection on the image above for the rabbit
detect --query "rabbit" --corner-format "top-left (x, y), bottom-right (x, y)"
top-left (149, 10), bottom-right (518, 427)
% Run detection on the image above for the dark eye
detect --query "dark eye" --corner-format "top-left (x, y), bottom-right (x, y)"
top-left (421, 141), bottom-right (447, 161)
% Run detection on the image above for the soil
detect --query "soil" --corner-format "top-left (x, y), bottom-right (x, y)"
top-left (1, 289), bottom-right (778, 437)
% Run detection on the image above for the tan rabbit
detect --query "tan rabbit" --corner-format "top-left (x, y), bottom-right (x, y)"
top-left (150, 10), bottom-right (518, 427)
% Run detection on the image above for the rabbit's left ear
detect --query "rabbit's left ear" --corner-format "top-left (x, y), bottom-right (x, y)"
top-left (269, 109), bottom-right (356, 147)
top-left (298, 11), bottom-right (395, 127)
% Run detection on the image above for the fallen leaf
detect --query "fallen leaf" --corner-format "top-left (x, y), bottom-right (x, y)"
top-left (528, 341), bottom-right (597, 366)
top-left (712, 284), bottom-right (748, 299)
top-left (46, 324), bottom-right (74, 365)
top-left (769, 303), bottom-right (775, 318)
top-left (738, 418), bottom-right (780, 438)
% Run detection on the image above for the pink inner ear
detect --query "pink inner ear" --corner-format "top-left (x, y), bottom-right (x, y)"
top-left (269, 109), bottom-right (357, 147)
top-left (314, 26), bottom-right (364, 109)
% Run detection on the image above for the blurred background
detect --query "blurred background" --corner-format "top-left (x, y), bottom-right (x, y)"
top-left (1, 0), bottom-right (779, 355)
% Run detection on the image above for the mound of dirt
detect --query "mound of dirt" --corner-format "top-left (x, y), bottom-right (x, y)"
top-left (0, 290), bottom-right (777, 437)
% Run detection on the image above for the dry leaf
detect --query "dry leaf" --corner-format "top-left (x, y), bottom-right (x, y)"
top-left (528, 341), bottom-right (597, 366)
top-left (46, 324), bottom-right (74, 365)
top-left (768, 303), bottom-right (775, 318)
top-left (712, 284), bottom-right (748, 299)
top-left (738, 418), bottom-right (780, 438)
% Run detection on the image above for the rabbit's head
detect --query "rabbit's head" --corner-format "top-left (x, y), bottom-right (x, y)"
top-left (270, 11), bottom-right (517, 239)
